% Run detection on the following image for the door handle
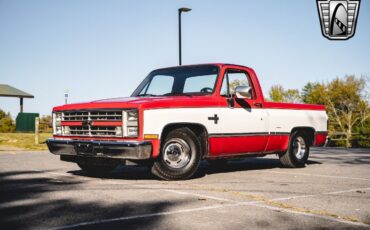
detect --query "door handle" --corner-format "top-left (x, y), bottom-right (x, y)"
top-left (254, 102), bottom-right (263, 108)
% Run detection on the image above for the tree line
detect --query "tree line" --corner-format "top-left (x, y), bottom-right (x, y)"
top-left (268, 75), bottom-right (370, 148)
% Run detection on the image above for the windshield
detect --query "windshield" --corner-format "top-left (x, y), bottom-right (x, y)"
top-left (132, 65), bottom-right (219, 97)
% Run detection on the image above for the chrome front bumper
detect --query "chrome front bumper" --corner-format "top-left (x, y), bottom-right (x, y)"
top-left (46, 138), bottom-right (152, 160)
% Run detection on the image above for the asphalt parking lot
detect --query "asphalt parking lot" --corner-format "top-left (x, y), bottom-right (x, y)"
top-left (0, 148), bottom-right (369, 230)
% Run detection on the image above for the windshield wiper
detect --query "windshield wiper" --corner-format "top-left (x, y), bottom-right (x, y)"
top-left (137, 94), bottom-right (158, 97)
top-left (163, 92), bottom-right (192, 97)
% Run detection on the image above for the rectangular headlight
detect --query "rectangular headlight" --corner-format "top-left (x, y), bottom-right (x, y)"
top-left (127, 110), bottom-right (138, 121)
top-left (53, 112), bottom-right (63, 135)
top-left (55, 112), bottom-right (62, 126)
top-left (123, 109), bottom-right (138, 137)
top-left (55, 126), bottom-right (62, 135)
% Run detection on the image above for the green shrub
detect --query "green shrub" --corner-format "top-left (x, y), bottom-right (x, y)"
top-left (0, 109), bottom-right (16, 133)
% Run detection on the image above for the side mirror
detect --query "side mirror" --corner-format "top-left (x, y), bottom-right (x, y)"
top-left (235, 86), bottom-right (252, 99)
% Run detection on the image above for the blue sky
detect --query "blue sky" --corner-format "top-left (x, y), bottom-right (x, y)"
top-left (0, 0), bottom-right (369, 117)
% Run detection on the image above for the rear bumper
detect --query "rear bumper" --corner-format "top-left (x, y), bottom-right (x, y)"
top-left (46, 138), bottom-right (152, 160)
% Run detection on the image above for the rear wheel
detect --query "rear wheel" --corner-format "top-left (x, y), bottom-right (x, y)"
top-left (279, 131), bottom-right (309, 168)
top-left (151, 127), bottom-right (202, 180)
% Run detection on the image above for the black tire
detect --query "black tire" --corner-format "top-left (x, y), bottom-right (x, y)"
top-left (77, 162), bottom-right (117, 176)
top-left (279, 131), bottom-right (310, 168)
top-left (151, 127), bottom-right (202, 180)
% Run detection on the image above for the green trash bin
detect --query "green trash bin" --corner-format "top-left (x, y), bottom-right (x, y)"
top-left (16, 113), bottom-right (39, 132)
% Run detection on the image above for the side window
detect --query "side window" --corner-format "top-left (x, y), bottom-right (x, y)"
top-left (220, 70), bottom-right (252, 97)
top-left (183, 74), bottom-right (217, 93)
top-left (143, 75), bottom-right (174, 95)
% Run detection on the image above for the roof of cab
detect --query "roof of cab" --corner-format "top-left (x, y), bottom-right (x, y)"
top-left (152, 63), bottom-right (252, 72)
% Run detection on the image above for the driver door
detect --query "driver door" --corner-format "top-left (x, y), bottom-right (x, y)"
top-left (215, 69), bottom-right (268, 156)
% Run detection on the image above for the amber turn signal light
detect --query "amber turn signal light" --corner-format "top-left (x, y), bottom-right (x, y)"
top-left (144, 134), bottom-right (159, 139)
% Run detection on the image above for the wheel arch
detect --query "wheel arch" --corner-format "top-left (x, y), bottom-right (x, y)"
top-left (290, 126), bottom-right (316, 146)
top-left (161, 122), bottom-right (209, 158)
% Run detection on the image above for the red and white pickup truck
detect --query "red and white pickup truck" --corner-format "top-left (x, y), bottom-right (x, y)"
top-left (47, 63), bottom-right (327, 180)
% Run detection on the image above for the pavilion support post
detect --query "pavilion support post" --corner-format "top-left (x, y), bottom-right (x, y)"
top-left (35, 117), bottom-right (40, 144)
top-left (20, 97), bottom-right (23, 113)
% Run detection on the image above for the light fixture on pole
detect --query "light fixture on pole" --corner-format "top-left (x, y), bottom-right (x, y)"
top-left (64, 89), bottom-right (69, 104)
top-left (178, 7), bottom-right (192, 66)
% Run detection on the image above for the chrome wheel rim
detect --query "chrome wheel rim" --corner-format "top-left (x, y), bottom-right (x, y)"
top-left (293, 136), bottom-right (306, 160)
top-left (163, 138), bottom-right (191, 169)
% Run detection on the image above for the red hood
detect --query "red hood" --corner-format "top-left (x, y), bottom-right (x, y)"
top-left (53, 96), bottom-right (221, 111)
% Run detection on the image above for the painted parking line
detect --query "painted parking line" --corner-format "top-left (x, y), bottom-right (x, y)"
top-left (249, 202), bottom-right (369, 228)
top-left (51, 189), bottom-right (370, 230)
top-left (37, 169), bottom-right (370, 204)
top-left (158, 184), bottom-right (370, 227)
top-left (164, 189), bottom-right (239, 203)
top-left (31, 168), bottom-right (370, 228)
top-left (51, 202), bottom-right (246, 230)
top-left (265, 170), bottom-right (370, 181)
top-left (47, 176), bottom-right (370, 229)
top-left (272, 187), bottom-right (370, 201)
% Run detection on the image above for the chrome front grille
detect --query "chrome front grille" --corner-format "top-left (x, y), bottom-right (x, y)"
top-left (55, 109), bottom-right (138, 138)
top-left (61, 110), bottom-right (123, 137)
top-left (63, 111), bottom-right (122, 121)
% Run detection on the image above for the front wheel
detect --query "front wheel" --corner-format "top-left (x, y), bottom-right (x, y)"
top-left (279, 131), bottom-right (310, 168)
top-left (151, 127), bottom-right (202, 180)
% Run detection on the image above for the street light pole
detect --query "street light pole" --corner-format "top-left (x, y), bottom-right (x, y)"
top-left (178, 7), bottom-right (191, 66)
top-left (178, 10), bottom-right (182, 66)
